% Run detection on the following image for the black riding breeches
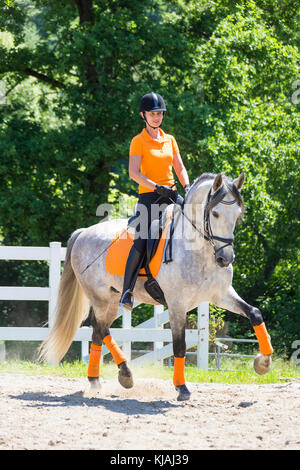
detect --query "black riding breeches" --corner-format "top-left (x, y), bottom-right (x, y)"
top-left (131, 191), bottom-right (183, 254)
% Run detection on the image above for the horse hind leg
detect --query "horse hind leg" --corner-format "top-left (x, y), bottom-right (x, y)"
top-left (102, 293), bottom-right (133, 389)
top-left (103, 333), bottom-right (133, 389)
top-left (84, 294), bottom-right (133, 396)
top-left (82, 303), bottom-right (107, 397)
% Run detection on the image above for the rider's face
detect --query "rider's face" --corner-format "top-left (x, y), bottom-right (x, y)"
top-left (142, 111), bottom-right (164, 127)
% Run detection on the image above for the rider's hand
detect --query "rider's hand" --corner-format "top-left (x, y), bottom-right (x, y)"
top-left (184, 184), bottom-right (190, 195)
top-left (155, 184), bottom-right (176, 199)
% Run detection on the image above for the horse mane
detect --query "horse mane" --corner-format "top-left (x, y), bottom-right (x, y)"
top-left (161, 203), bottom-right (177, 231)
top-left (191, 172), bottom-right (216, 187)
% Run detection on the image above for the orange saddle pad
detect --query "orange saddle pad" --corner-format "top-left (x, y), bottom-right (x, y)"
top-left (105, 217), bottom-right (172, 278)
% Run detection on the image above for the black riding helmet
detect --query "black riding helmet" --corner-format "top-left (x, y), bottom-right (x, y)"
top-left (140, 92), bottom-right (167, 112)
top-left (140, 92), bottom-right (166, 129)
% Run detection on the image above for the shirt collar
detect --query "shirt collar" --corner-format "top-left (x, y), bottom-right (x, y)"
top-left (141, 128), bottom-right (168, 143)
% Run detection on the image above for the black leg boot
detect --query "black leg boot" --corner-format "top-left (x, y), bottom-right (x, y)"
top-left (120, 246), bottom-right (144, 311)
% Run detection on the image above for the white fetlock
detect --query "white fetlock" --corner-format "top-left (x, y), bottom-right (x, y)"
top-left (82, 379), bottom-right (102, 398)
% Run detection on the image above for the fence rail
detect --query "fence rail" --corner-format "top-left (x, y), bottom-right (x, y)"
top-left (0, 243), bottom-right (258, 369)
top-left (0, 243), bottom-right (211, 367)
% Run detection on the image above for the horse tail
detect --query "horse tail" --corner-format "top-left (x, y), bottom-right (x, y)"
top-left (38, 229), bottom-right (90, 364)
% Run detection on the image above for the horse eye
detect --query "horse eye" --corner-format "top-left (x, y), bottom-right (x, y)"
top-left (212, 211), bottom-right (219, 218)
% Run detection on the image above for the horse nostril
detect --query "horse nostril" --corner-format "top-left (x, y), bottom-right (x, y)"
top-left (216, 257), bottom-right (225, 267)
top-left (216, 256), bottom-right (231, 267)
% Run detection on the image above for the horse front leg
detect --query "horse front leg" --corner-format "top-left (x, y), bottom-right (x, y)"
top-left (213, 286), bottom-right (273, 375)
top-left (169, 307), bottom-right (191, 401)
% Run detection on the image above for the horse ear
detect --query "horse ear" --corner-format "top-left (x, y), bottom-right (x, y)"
top-left (212, 173), bottom-right (223, 192)
top-left (233, 172), bottom-right (245, 191)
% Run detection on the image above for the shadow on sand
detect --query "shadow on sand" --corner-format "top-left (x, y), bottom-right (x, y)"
top-left (9, 390), bottom-right (182, 416)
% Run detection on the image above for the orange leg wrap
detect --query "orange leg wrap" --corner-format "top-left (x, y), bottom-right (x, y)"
top-left (253, 322), bottom-right (274, 355)
top-left (103, 334), bottom-right (127, 366)
top-left (88, 344), bottom-right (102, 378)
top-left (173, 357), bottom-right (186, 387)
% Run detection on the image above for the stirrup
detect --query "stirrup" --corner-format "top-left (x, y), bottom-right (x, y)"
top-left (120, 289), bottom-right (133, 311)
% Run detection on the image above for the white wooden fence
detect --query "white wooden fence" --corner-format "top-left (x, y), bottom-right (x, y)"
top-left (0, 243), bottom-right (209, 369)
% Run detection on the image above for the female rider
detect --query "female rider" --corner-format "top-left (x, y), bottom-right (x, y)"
top-left (120, 92), bottom-right (190, 310)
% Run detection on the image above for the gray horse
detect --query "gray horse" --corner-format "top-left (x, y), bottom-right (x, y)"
top-left (38, 172), bottom-right (273, 401)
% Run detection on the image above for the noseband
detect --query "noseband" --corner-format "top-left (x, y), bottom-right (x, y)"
top-left (181, 183), bottom-right (238, 257)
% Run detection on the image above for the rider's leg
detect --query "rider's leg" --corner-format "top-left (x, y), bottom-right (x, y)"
top-left (120, 192), bottom-right (176, 311)
top-left (120, 244), bottom-right (145, 311)
top-left (120, 195), bottom-right (151, 311)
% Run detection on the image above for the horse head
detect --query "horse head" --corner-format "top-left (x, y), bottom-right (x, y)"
top-left (209, 172), bottom-right (244, 267)
top-left (186, 172), bottom-right (245, 267)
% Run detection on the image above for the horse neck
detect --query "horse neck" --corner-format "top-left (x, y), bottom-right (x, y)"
top-left (175, 183), bottom-right (210, 252)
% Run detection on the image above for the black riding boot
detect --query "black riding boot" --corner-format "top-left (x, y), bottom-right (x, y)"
top-left (120, 246), bottom-right (144, 311)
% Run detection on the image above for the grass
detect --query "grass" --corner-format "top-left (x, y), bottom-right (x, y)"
top-left (0, 356), bottom-right (299, 385)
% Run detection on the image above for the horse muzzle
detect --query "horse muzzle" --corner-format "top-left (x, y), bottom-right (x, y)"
top-left (215, 249), bottom-right (235, 267)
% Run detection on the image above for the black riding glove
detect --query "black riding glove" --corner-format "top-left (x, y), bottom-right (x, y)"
top-left (184, 184), bottom-right (190, 195)
top-left (155, 184), bottom-right (176, 200)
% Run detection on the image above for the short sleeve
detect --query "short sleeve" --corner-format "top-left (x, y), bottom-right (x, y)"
top-left (171, 136), bottom-right (179, 155)
top-left (129, 136), bottom-right (142, 156)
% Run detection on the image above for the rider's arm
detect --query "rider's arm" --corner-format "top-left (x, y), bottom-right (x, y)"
top-left (173, 152), bottom-right (189, 189)
top-left (129, 154), bottom-right (157, 191)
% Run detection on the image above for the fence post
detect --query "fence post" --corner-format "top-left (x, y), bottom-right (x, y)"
top-left (122, 307), bottom-right (131, 363)
top-left (81, 331), bottom-right (90, 363)
top-left (48, 242), bottom-right (62, 328)
top-left (197, 302), bottom-right (209, 370)
top-left (154, 305), bottom-right (164, 362)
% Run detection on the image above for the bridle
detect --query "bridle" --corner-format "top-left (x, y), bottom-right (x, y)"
top-left (203, 185), bottom-right (237, 255)
top-left (181, 183), bottom-right (238, 257)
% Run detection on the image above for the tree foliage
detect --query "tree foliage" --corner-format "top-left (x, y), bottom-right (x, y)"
top-left (0, 0), bottom-right (299, 356)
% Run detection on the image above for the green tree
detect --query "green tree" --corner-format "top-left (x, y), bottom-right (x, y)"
top-left (0, 0), bottom-right (299, 357)
top-left (0, 0), bottom-right (194, 245)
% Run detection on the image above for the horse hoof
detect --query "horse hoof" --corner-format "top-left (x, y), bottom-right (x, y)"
top-left (175, 384), bottom-right (191, 401)
top-left (253, 354), bottom-right (272, 375)
top-left (83, 378), bottom-right (102, 397)
top-left (118, 361), bottom-right (134, 389)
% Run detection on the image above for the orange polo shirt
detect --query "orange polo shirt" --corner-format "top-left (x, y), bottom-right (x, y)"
top-left (129, 128), bottom-right (179, 194)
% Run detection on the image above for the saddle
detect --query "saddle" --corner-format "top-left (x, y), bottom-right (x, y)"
top-left (105, 206), bottom-right (176, 306)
